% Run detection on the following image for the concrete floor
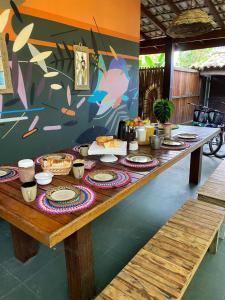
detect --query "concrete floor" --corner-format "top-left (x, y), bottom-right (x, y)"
top-left (0, 154), bottom-right (224, 300)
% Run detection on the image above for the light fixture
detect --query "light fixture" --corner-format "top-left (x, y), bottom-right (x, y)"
top-left (167, 8), bottom-right (216, 38)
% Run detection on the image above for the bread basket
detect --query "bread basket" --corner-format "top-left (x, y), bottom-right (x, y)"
top-left (40, 154), bottom-right (73, 175)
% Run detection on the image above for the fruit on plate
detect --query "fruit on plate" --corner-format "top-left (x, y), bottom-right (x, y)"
top-left (126, 117), bottom-right (150, 127)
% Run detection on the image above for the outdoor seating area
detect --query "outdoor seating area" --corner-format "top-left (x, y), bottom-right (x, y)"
top-left (1, 1), bottom-right (225, 300)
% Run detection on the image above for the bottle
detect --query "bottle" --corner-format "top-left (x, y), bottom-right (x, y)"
top-left (117, 121), bottom-right (126, 140)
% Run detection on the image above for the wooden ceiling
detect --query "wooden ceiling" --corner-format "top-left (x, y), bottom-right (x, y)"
top-left (140, 0), bottom-right (225, 53)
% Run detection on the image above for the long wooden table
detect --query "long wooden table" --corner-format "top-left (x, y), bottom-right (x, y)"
top-left (0, 125), bottom-right (219, 300)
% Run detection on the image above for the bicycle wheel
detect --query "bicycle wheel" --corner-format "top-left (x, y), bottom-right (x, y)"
top-left (203, 132), bottom-right (223, 156)
top-left (215, 132), bottom-right (225, 158)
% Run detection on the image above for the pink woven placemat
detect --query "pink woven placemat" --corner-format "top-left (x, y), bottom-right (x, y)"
top-left (119, 158), bottom-right (160, 169)
top-left (83, 169), bottom-right (132, 189)
top-left (161, 142), bottom-right (190, 150)
top-left (37, 185), bottom-right (96, 214)
top-left (0, 167), bottom-right (19, 183)
top-left (35, 153), bottom-right (75, 165)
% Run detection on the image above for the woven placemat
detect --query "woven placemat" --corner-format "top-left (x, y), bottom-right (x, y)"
top-left (83, 169), bottom-right (131, 189)
top-left (119, 158), bottom-right (160, 169)
top-left (0, 167), bottom-right (19, 183)
top-left (37, 185), bottom-right (96, 214)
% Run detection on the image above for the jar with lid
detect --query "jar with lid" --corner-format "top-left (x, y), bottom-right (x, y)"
top-left (18, 159), bottom-right (35, 183)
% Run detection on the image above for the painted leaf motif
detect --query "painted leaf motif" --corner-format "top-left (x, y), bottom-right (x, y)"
top-left (0, 95), bottom-right (3, 118)
top-left (35, 78), bottom-right (45, 97)
top-left (67, 85), bottom-right (71, 106)
top-left (28, 44), bottom-right (48, 73)
top-left (77, 97), bottom-right (86, 109)
top-left (109, 45), bottom-right (118, 60)
top-left (17, 64), bottom-right (28, 109)
top-left (29, 115), bottom-right (39, 131)
top-left (10, 0), bottom-right (23, 23)
top-left (30, 51), bottom-right (52, 63)
top-left (11, 53), bottom-right (19, 95)
top-left (44, 71), bottom-right (59, 78)
top-left (13, 23), bottom-right (34, 52)
top-left (0, 9), bottom-right (10, 33)
top-left (51, 84), bottom-right (62, 90)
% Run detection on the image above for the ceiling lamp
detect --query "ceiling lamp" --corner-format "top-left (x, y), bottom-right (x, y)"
top-left (167, 8), bottom-right (216, 38)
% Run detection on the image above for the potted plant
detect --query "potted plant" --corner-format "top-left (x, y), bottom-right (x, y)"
top-left (153, 99), bottom-right (175, 138)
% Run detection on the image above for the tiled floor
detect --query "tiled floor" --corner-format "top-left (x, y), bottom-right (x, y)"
top-left (0, 154), bottom-right (224, 300)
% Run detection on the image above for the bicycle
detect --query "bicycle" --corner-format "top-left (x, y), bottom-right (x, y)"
top-left (189, 102), bottom-right (224, 156)
top-left (213, 102), bottom-right (225, 158)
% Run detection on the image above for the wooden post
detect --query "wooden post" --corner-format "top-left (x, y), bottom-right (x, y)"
top-left (64, 224), bottom-right (95, 300)
top-left (162, 37), bottom-right (175, 100)
top-left (10, 225), bottom-right (39, 263)
top-left (189, 146), bottom-right (203, 184)
top-left (209, 230), bottom-right (219, 254)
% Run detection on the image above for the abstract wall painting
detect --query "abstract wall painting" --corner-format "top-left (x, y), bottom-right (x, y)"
top-left (0, 34), bottom-right (13, 94)
top-left (74, 45), bottom-right (90, 90)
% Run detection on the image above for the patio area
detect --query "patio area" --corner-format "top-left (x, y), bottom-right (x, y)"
top-left (0, 154), bottom-right (224, 300)
top-left (1, 0), bottom-right (225, 299)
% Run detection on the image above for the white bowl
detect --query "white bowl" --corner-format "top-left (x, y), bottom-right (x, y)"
top-left (35, 172), bottom-right (53, 185)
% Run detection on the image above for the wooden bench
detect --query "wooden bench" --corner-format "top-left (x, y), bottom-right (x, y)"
top-left (198, 160), bottom-right (225, 238)
top-left (96, 199), bottom-right (225, 300)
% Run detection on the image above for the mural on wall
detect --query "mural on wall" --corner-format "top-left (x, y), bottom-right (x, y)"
top-left (0, 1), bottom-right (139, 163)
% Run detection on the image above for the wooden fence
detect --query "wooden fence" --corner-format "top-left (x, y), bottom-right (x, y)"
top-left (139, 67), bottom-right (201, 124)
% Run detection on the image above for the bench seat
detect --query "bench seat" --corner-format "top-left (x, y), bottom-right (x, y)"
top-left (198, 160), bottom-right (225, 238)
top-left (96, 199), bottom-right (225, 300)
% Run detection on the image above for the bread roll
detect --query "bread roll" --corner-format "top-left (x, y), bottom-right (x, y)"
top-left (96, 136), bottom-right (113, 146)
top-left (103, 139), bottom-right (121, 148)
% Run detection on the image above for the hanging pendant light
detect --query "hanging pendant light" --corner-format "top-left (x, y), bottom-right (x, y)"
top-left (167, 8), bottom-right (216, 38)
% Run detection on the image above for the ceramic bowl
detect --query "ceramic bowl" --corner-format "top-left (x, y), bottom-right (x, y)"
top-left (35, 172), bottom-right (53, 185)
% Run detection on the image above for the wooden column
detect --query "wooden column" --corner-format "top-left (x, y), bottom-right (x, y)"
top-left (64, 223), bottom-right (95, 300)
top-left (10, 225), bottom-right (39, 263)
top-left (189, 146), bottom-right (203, 184)
top-left (162, 37), bottom-right (175, 100)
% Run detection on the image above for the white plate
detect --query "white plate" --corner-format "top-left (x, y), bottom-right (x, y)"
top-left (50, 190), bottom-right (77, 201)
top-left (163, 140), bottom-right (184, 146)
top-left (177, 133), bottom-right (198, 139)
top-left (46, 186), bottom-right (80, 202)
top-left (0, 168), bottom-right (10, 177)
top-left (89, 171), bottom-right (117, 182)
top-left (126, 155), bottom-right (153, 163)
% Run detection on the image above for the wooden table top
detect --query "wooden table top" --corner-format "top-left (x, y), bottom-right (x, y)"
top-left (0, 125), bottom-right (219, 248)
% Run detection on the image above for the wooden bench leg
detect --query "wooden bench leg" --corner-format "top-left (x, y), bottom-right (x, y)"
top-left (209, 230), bottom-right (219, 254)
top-left (219, 219), bottom-right (225, 240)
top-left (189, 146), bottom-right (203, 184)
top-left (64, 223), bottom-right (95, 300)
top-left (10, 225), bottom-right (39, 263)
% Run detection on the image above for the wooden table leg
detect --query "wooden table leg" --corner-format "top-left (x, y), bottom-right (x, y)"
top-left (189, 146), bottom-right (203, 184)
top-left (64, 223), bottom-right (95, 300)
top-left (10, 225), bottom-right (39, 263)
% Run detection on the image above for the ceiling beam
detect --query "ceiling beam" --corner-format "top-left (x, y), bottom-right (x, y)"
top-left (140, 37), bottom-right (225, 54)
top-left (140, 29), bottom-right (225, 48)
top-left (140, 30), bottom-right (148, 40)
top-left (141, 4), bottom-right (167, 33)
top-left (165, 0), bottom-right (180, 15)
top-left (205, 0), bottom-right (225, 29)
